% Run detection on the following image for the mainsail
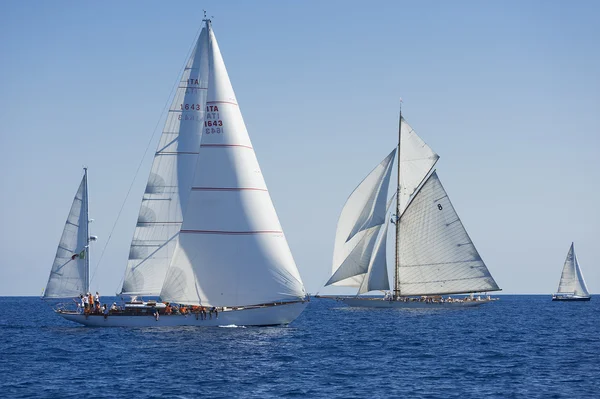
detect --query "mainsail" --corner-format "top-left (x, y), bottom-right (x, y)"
top-left (557, 243), bottom-right (590, 297)
top-left (398, 171), bottom-right (499, 295)
top-left (120, 26), bottom-right (209, 296)
top-left (44, 169), bottom-right (90, 298)
top-left (159, 20), bottom-right (306, 306)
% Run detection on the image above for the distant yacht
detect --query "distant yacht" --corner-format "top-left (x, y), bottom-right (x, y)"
top-left (552, 243), bottom-right (591, 301)
top-left (43, 168), bottom-right (95, 300)
top-left (321, 105), bottom-right (500, 308)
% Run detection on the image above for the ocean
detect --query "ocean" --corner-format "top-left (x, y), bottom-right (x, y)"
top-left (0, 295), bottom-right (598, 398)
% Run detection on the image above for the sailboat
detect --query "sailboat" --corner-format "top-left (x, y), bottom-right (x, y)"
top-left (322, 107), bottom-right (500, 308)
top-left (44, 168), bottom-right (95, 300)
top-left (552, 243), bottom-right (591, 301)
top-left (54, 17), bottom-right (308, 326)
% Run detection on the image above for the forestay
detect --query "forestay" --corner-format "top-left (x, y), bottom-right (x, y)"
top-left (398, 171), bottom-right (499, 295)
top-left (44, 172), bottom-right (89, 298)
top-left (120, 27), bottom-right (209, 296)
top-left (557, 243), bottom-right (590, 297)
top-left (160, 21), bottom-right (306, 307)
top-left (329, 150), bottom-right (396, 287)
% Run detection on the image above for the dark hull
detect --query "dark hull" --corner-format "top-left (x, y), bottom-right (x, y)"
top-left (552, 296), bottom-right (591, 302)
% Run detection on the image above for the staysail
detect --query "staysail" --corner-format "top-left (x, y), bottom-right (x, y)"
top-left (328, 150), bottom-right (396, 287)
top-left (557, 243), bottom-right (590, 297)
top-left (397, 171), bottom-right (499, 295)
top-left (159, 20), bottom-right (306, 307)
top-left (44, 169), bottom-right (89, 298)
top-left (120, 26), bottom-right (209, 296)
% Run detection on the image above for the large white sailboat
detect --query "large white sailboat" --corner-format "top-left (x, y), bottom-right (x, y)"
top-left (552, 243), bottom-right (591, 301)
top-left (54, 18), bottom-right (308, 326)
top-left (322, 107), bottom-right (500, 308)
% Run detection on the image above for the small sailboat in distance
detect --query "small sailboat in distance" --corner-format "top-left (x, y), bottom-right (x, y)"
top-left (51, 16), bottom-right (307, 326)
top-left (43, 168), bottom-right (96, 300)
top-left (321, 104), bottom-right (500, 308)
top-left (552, 243), bottom-right (591, 301)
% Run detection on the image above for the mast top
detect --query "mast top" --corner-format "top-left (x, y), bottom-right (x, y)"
top-left (203, 9), bottom-right (213, 23)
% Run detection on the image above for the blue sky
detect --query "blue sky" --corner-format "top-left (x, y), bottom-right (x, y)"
top-left (1, 1), bottom-right (598, 295)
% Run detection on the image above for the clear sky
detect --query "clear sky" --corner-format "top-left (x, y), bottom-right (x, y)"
top-left (1, 1), bottom-right (598, 296)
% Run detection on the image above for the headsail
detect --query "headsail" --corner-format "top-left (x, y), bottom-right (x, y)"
top-left (358, 221), bottom-right (390, 294)
top-left (44, 169), bottom-right (89, 298)
top-left (120, 26), bottom-right (209, 296)
top-left (160, 20), bottom-right (306, 307)
top-left (557, 243), bottom-right (590, 297)
top-left (399, 117), bottom-right (439, 214)
top-left (329, 150), bottom-right (396, 287)
top-left (397, 171), bottom-right (499, 295)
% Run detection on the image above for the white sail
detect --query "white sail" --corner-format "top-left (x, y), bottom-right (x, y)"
top-left (358, 221), bottom-right (390, 294)
top-left (557, 243), bottom-right (590, 297)
top-left (44, 170), bottom-right (89, 298)
top-left (399, 117), bottom-right (439, 214)
top-left (120, 27), bottom-right (209, 295)
top-left (398, 171), bottom-right (499, 295)
top-left (327, 226), bottom-right (382, 286)
top-left (160, 21), bottom-right (306, 307)
top-left (329, 150), bottom-right (396, 287)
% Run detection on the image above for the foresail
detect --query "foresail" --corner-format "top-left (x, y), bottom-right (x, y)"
top-left (398, 171), bottom-right (499, 295)
top-left (558, 243), bottom-right (590, 296)
top-left (44, 172), bottom-right (89, 298)
top-left (327, 226), bottom-right (381, 286)
top-left (329, 150), bottom-right (395, 287)
top-left (120, 26), bottom-right (209, 296)
top-left (573, 250), bottom-right (590, 297)
top-left (160, 21), bottom-right (306, 307)
top-left (399, 118), bottom-right (439, 214)
top-left (358, 221), bottom-right (390, 294)
top-left (346, 150), bottom-right (396, 242)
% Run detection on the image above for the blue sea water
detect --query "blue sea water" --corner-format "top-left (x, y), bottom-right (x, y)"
top-left (0, 295), bottom-right (599, 398)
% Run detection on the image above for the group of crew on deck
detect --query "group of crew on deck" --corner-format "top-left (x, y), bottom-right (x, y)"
top-left (162, 303), bottom-right (219, 320)
top-left (78, 292), bottom-right (118, 316)
top-left (75, 294), bottom-right (220, 320)
top-left (382, 291), bottom-right (491, 303)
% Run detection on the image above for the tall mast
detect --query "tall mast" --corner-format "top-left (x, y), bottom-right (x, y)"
top-left (394, 102), bottom-right (402, 299)
top-left (83, 167), bottom-right (90, 293)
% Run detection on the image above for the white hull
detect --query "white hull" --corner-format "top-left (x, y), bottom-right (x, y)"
top-left (58, 301), bottom-right (307, 327)
top-left (338, 297), bottom-right (497, 309)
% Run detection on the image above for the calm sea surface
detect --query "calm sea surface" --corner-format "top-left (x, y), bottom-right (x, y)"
top-left (0, 295), bottom-right (598, 398)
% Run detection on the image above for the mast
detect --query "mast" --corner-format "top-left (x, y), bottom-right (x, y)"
top-left (83, 167), bottom-right (90, 294)
top-left (394, 103), bottom-right (402, 299)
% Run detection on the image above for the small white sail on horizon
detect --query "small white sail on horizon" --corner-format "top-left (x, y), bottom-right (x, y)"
top-left (44, 169), bottom-right (90, 298)
top-left (556, 243), bottom-right (590, 298)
